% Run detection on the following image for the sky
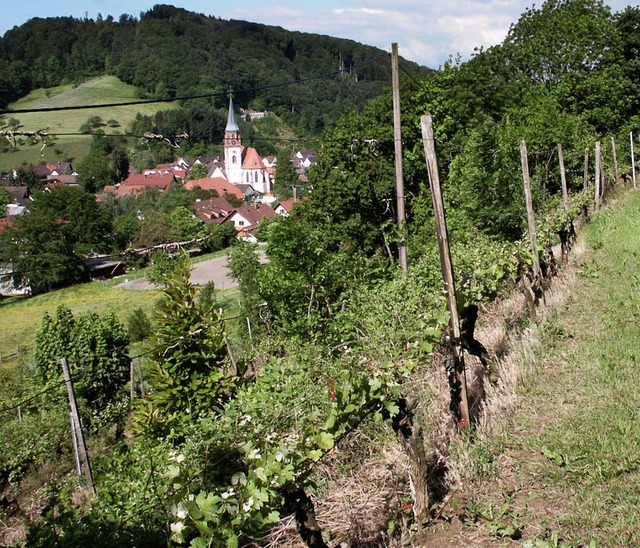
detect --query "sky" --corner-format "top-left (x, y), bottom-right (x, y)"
top-left (0, 0), bottom-right (636, 68)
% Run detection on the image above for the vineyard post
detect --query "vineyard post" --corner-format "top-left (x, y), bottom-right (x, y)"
top-left (611, 136), bottom-right (619, 185)
top-left (70, 413), bottom-right (82, 476)
top-left (420, 114), bottom-right (470, 429)
top-left (136, 356), bottom-right (146, 397)
top-left (584, 147), bottom-right (590, 191)
top-left (631, 132), bottom-right (637, 189)
top-left (391, 43), bottom-right (408, 273)
top-left (520, 140), bottom-right (541, 278)
top-left (130, 360), bottom-right (135, 400)
top-left (595, 141), bottom-right (601, 211)
top-left (558, 143), bottom-right (568, 211)
top-left (61, 358), bottom-right (95, 494)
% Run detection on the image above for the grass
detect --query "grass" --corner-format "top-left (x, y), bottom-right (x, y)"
top-left (432, 190), bottom-right (640, 546)
top-left (0, 75), bottom-right (177, 170)
top-left (0, 281), bottom-right (161, 362)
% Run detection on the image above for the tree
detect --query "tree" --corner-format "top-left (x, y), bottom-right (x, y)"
top-left (189, 163), bottom-right (208, 180)
top-left (137, 252), bottom-right (236, 435)
top-left (0, 188), bottom-right (10, 217)
top-left (34, 305), bottom-right (130, 415)
top-left (0, 187), bottom-right (112, 293)
top-left (76, 153), bottom-right (114, 193)
top-left (272, 150), bottom-right (299, 199)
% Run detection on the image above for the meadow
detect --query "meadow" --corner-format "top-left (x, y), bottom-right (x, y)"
top-left (0, 75), bottom-right (177, 171)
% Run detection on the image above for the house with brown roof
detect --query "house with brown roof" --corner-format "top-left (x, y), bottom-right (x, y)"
top-left (114, 173), bottom-right (176, 195)
top-left (223, 203), bottom-right (276, 242)
top-left (274, 198), bottom-right (299, 217)
top-left (192, 197), bottom-right (236, 224)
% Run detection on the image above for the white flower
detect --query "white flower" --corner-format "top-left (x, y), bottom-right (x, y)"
top-left (170, 521), bottom-right (185, 533)
top-left (221, 488), bottom-right (235, 499)
top-left (242, 497), bottom-right (254, 512)
top-left (275, 451), bottom-right (284, 462)
top-left (239, 414), bottom-right (252, 426)
top-left (247, 448), bottom-right (261, 460)
top-left (175, 453), bottom-right (185, 463)
top-left (176, 502), bottom-right (188, 519)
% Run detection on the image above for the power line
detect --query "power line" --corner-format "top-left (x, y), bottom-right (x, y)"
top-left (0, 54), bottom-right (390, 116)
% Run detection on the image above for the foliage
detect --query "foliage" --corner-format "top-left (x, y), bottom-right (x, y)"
top-left (34, 305), bottom-right (130, 415)
top-left (0, 187), bottom-right (10, 216)
top-left (127, 307), bottom-right (152, 342)
top-left (0, 186), bottom-right (113, 293)
top-left (136, 252), bottom-right (236, 435)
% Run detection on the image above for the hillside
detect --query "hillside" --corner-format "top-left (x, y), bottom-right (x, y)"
top-left (419, 190), bottom-right (640, 546)
top-left (0, 5), bottom-right (430, 135)
top-left (0, 76), bottom-right (177, 171)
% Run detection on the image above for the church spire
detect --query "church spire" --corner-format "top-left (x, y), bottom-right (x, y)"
top-left (225, 96), bottom-right (240, 133)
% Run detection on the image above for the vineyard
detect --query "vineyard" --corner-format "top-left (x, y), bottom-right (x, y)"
top-left (2, 0), bottom-right (640, 546)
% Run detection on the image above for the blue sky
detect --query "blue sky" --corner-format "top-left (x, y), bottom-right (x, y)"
top-left (1, 1), bottom-right (635, 68)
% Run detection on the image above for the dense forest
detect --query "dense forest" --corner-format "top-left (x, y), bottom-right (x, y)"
top-left (0, 4), bottom-right (428, 134)
top-left (2, 0), bottom-right (640, 546)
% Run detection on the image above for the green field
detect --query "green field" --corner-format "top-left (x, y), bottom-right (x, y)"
top-left (0, 75), bottom-right (177, 171)
top-left (0, 280), bottom-right (161, 362)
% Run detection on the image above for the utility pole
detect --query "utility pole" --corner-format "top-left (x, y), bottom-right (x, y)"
top-left (421, 114), bottom-right (470, 429)
top-left (391, 43), bottom-right (408, 274)
top-left (62, 358), bottom-right (95, 495)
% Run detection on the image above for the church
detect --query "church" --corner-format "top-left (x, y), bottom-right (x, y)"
top-left (222, 98), bottom-right (273, 195)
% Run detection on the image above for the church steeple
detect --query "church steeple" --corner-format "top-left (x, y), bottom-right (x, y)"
top-left (225, 96), bottom-right (240, 133)
top-left (224, 96), bottom-right (243, 184)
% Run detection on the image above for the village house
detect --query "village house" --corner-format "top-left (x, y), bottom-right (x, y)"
top-left (184, 177), bottom-right (245, 201)
top-left (192, 197), bottom-right (236, 224)
top-left (107, 172), bottom-right (176, 196)
top-left (223, 202), bottom-right (276, 243)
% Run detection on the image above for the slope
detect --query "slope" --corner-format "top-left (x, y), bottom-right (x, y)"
top-left (421, 189), bottom-right (640, 546)
top-left (0, 75), bottom-right (176, 171)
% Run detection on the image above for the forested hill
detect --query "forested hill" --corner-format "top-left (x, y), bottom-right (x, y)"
top-left (0, 4), bottom-right (429, 132)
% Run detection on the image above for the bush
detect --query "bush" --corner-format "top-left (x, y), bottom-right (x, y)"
top-left (127, 308), bottom-right (152, 342)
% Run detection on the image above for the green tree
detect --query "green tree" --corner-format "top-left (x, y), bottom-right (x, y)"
top-left (0, 187), bottom-right (112, 293)
top-left (34, 305), bottom-right (130, 415)
top-left (0, 188), bottom-right (10, 217)
top-left (137, 252), bottom-right (236, 435)
top-left (272, 150), bottom-right (299, 199)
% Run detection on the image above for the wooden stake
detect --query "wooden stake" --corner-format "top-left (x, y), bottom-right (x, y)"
top-left (583, 147), bottom-right (590, 191)
top-left (130, 360), bottom-right (135, 400)
top-left (595, 141), bottom-right (601, 210)
top-left (136, 357), bottom-right (146, 398)
top-left (520, 140), bottom-right (541, 278)
top-left (611, 136), bottom-right (619, 185)
top-left (421, 114), bottom-right (470, 429)
top-left (391, 43), bottom-right (408, 274)
top-left (558, 143), bottom-right (568, 211)
top-left (61, 358), bottom-right (95, 494)
top-left (631, 132), bottom-right (637, 189)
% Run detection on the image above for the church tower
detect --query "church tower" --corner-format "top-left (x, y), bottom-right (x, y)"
top-left (224, 97), bottom-right (243, 184)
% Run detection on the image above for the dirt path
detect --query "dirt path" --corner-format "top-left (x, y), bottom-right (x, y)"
top-left (113, 254), bottom-right (238, 291)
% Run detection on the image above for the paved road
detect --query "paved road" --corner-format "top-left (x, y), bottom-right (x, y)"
top-left (113, 254), bottom-right (238, 291)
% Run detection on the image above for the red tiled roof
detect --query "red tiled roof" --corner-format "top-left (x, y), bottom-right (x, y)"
top-left (120, 173), bottom-right (175, 190)
top-left (242, 147), bottom-right (265, 170)
top-left (184, 178), bottom-right (245, 200)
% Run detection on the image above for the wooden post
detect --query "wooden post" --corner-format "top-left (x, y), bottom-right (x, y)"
top-left (391, 43), bottom-right (408, 274)
top-left (558, 143), bottom-right (568, 211)
top-left (421, 115), bottom-right (470, 429)
top-left (520, 140), bottom-right (541, 278)
top-left (61, 358), bottom-right (95, 495)
top-left (70, 413), bottom-right (82, 476)
top-left (595, 141), bottom-right (601, 211)
top-left (583, 148), bottom-right (590, 191)
top-left (246, 317), bottom-right (253, 341)
top-left (130, 360), bottom-right (135, 400)
top-left (631, 132), bottom-right (637, 189)
top-left (136, 357), bottom-right (146, 398)
top-left (611, 136), bottom-right (619, 185)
